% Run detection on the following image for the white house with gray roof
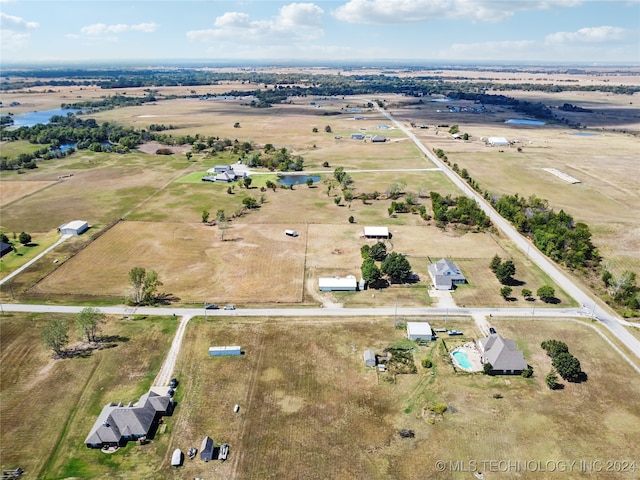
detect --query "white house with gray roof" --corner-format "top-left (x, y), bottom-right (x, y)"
top-left (428, 258), bottom-right (467, 290)
top-left (477, 334), bottom-right (527, 374)
top-left (85, 390), bottom-right (173, 448)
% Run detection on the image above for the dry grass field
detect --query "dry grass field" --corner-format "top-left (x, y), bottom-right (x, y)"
top-left (26, 316), bottom-right (636, 480)
top-left (0, 180), bottom-right (57, 206)
top-left (0, 313), bottom-right (176, 479)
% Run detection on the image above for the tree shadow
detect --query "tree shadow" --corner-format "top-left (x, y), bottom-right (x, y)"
top-left (100, 335), bottom-right (130, 343)
top-left (155, 292), bottom-right (181, 305)
top-left (571, 371), bottom-right (589, 383)
top-left (504, 278), bottom-right (525, 287)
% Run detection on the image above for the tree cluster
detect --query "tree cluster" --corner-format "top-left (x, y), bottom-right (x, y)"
top-left (128, 267), bottom-right (163, 305)
top-left (541, 340), bottom-right (583, 383)
top-left (361, 243), bottom-right (412, 285)
top-left (490, 255), bottom-right (516, 284)
top-left (601, 269), bottom-right (640, 313)
top-left (492, 193), bottom-right (599, 270)
top-left (431, 192), bottom-right (490, 229)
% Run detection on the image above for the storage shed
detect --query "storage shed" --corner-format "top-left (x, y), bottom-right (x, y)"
top-left (363, 226), bottom-right (389, 239)
top-left (200, 436), bottom-right (215, 461)
top-left (209, 346), bottom-right (241, 356)
top-left (363, 349), bottom-right (376, 367)
top-left (407, 322), bottom-right (435, 341)
top-left (0, 242), bottom-right (12, 257)
top-left (487, 136), bottom-right (509, 147)
top-left (318, 275), bottom-right (358, 291)
top-left (58, 220), bottom-right (88, 236)
top-left (171, 448), bottom-right (183, 466)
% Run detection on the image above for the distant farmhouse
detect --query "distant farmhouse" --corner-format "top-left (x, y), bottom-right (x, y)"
top-left (371, 135), bottom-right (387, 142)
top-left (0, 242), bottom-right (12, 257)
top-left (85, 389), bottom-right (173, 449)
top-left (428, 258), bottom-right (467, 290)
top-left (202, 165), bottom-right (247, 183)
top-left (363, 226), bottom-right (390, 239)
top-left (477, 334), bottom-right (527, 374)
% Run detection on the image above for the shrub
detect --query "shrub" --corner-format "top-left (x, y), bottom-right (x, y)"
top-left (429, 403), bottom-right (447, 415)
top-left (421, 358), bottom-right (433, 368)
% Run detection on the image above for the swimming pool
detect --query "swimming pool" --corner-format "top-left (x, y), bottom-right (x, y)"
top-left (452, 350), bottom-right (472, 370)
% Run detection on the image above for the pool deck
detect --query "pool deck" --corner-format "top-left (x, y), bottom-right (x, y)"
top-left (451, 342), bottom-right (483, 372)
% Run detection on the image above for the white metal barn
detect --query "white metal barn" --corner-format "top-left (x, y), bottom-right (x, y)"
top-left (209, 346), bottom-right (242, 356)
top-left (363, 226), bottom-right (389, 239)
top-left (318, 276), bottom-right (358, 291)
top-left (58, 220), bottom-right (88, 236)
top-left (487, 137), bottom-right (509, 147)
top-left (407, 322), bottom-right (434, 341)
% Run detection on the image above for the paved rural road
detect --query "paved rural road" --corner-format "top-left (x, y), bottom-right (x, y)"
top-left (373, 103), bottom-right (640, 362)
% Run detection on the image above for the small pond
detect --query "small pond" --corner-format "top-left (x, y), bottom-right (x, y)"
top-left (278, 174), bottom-right (321, 186)
top-left (505, 119), bottom-right (546, 125)
top-left (571, 132), bottom-right (598, 137)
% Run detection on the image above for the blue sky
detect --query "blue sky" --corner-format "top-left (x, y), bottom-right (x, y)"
top-left (1, 0), bottom-right (639, 64)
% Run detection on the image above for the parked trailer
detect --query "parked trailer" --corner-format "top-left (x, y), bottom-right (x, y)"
top-left (285, 229), bottom-right (298, 237)
top-left (209, 346), bottom-right (242, 356)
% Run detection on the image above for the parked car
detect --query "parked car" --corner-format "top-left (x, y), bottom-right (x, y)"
top-left (223, 305), bottom-right (235, 310)
top-left (218, 443), bottom-right (229, 461)
top-left (205, 304), bottom-right (219, 310)
top-left (234, 404), bottom-right (240, 413)
top-left (489, 327), bottom-right (497, 334)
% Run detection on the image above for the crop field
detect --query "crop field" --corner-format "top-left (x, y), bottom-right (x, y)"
top-left (21, 316), bottom-right (635, 480)
top-left (0, 313), bottom-right (176, 479)
top-left (0, 180), bottom-right (58, 207)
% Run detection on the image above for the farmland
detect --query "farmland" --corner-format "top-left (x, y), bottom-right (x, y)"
top-left (1, 65), bottom-right (639, 479)
top-left (4, 315), bottom-right (638, 479)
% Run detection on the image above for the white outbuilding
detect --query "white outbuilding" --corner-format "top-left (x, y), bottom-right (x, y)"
top-left (407, 322), bottom-right (435, 341)
top-left (318, 275), bottom-right (358, 291)
top-left (487, 137), bottom-right (509, 147)
top-left (363, 226), bottom-right (389, 239)
top-left (58, 220), bottom-right (88, 236)
top-left (209, 346), bottom-right (242, 356)
top-left (363, 349), bottom-right (376, 367)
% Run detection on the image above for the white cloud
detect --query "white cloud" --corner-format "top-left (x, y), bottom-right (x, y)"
top-left (78, 22), bottom-right (158, 37)
top-left (0, 12), bottom-right (39, 31)
top-left (332, 0), bottom-right (581, 24)
top-left (545, 26), bottom-right (631, 45)
top-left (0, 12), bottom-right (38, 51)
top-left (187, 2), bottom-right (324, 44)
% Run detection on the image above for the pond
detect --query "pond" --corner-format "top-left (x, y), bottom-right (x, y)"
top-left (56, 141), bottom-right (112, 152)
top-left (505, 119), bottom-right (546, 125)
top-left (278, 174), bottom-right (321, 186)
top-left (12, 108), bottom-right (79, 128)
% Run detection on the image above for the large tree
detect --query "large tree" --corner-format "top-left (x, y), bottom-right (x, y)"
top-left (537, 285), bottom-right (556, 303)
top-left (361, 257), bottom-right (381, 285)
top-left (76, 307), bottom-right (105, 343)
top-left (42, 318), bottom-right (69, 356)
top-left (495, 260), bottom-right (516, 284)
top-left (129, 267), bottom-right (163, 305)
top-left (369, 241), bottom-right (387, 261)
top-left (381, 252), bottom-right (412, 283)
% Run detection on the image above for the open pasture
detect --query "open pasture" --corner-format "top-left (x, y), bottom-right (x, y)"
top-left (66, 316), bottom-right (639, 480)
top-left (0, 313), bottom-right (176, 479)
top-left (0, 180), bottom-right (57, 206)
top-left (32, 220), bottom-right (307, 305)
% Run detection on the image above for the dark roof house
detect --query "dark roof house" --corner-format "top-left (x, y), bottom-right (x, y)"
top-left (0, 242), bottom-right (13, 257)
top-left (477, 334), bottom-right (527, 374)
top-left (428, 258), bottom-right (467, 290)
top-left (85, 390), bottom-right (173, 448)
top-left (200, 436), bottom-right (215, 461)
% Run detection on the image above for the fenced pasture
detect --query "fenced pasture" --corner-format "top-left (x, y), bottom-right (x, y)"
top-left (0, 313), bottom-right (176, 479)
top-left (32, 220), bottom-right (307, 304)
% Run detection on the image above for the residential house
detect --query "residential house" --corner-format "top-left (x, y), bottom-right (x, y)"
top-left (477, 334), bottom-right (527, 374)
top-left (428, 258), bottom-right (467, 290)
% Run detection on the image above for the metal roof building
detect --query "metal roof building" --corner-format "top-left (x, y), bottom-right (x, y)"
top-left (318, 275), bottom-right (358, 291)
top-left (58, 220), bottom-right (88, 236)
top-left (407, 322), bottom-right (434, 341)
top-left (363, 226), bottom-right (389, 239)
top-left (209, 346), bottom-right (242, 356)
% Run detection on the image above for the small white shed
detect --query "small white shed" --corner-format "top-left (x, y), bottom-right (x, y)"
top-left (58, 220), bottom-right (88, 236)
top-left (209, 346), bottom-right (241, 356)
top-left (171, 448), bottom-right (183, 466)
top-left (407, 322), bottom-right (434, 341)
top-left (487, 137), bottom-right (509, 147)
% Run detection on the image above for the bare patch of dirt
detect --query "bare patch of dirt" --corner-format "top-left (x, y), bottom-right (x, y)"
top-left (137, 142), bottom-right (191, 155)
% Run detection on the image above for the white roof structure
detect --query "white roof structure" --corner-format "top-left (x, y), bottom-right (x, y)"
top-left (58, 220), bottom-right (89, 235)
top-left (487, 136), bottom-right (509, 146)
top-left (407, 322), bottom-right (433, 340)
top-left (318, 276), bottom-right (358, 291)
top-left (363, 226), bottom-right (389, 238)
